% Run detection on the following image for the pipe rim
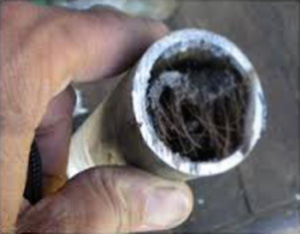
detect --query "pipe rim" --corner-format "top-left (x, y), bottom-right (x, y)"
top-left (132, 29), bottom-right (266, 177)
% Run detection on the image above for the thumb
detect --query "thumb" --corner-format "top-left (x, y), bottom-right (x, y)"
top-left (17, 167), bottom-right (193, 233)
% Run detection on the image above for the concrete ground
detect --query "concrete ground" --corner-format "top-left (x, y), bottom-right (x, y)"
top-left (76, 1), bottom-right (300, 233)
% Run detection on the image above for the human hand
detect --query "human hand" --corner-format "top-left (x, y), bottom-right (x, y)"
top-left (0, 1), bottom-right (193, 233)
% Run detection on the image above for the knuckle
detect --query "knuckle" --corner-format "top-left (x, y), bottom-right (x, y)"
top-left (90, 168), bottom-right (137, 232)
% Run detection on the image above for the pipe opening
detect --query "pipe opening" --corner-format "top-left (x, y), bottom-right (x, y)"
top-left (147, 44), bottom-right (251, 162)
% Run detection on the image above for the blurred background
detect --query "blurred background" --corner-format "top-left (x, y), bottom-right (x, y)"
top-left (32, 0), bottom-right (300, 233)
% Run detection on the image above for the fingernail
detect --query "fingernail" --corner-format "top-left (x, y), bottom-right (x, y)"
top-left (143, 187), bottom-right (190, 230)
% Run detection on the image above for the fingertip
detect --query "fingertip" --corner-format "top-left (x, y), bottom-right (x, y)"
top-left (85, 167), bottom-right (193, 233)
top-left (86, 5), bottom-right (170, 40)
top-left (138, 177), bottom-right (193, 232)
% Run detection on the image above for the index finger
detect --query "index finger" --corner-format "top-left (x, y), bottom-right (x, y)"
top-left (2, 2), bottom-right (169, 96)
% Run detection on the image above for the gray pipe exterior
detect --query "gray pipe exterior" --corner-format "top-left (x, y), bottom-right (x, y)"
top-left (69, 70), bottom-right (191, 180)
top-left (68, 29), bottom-right (266, 181)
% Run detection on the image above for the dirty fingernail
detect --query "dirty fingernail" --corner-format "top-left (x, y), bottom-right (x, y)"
top-left (143, 187), bottom-right (190, 230)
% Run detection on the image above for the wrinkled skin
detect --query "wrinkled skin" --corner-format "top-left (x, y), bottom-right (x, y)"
top-left (0, 1), bottom-right (193, 233)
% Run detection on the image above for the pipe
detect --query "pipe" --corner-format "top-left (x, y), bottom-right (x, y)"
top-left (68, 29), bottom-right (266, 181)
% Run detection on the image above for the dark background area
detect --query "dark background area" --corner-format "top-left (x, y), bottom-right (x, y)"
top-left (75, 1), bottom-right (300, 233)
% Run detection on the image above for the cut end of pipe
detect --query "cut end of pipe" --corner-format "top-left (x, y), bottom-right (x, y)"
top-left (132, 29), bottom-right (266, 178)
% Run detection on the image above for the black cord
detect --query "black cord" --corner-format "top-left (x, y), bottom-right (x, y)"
top-left (23, 141), bottom-right (43, 205)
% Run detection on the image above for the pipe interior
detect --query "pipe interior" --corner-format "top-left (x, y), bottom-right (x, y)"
top-left (146, 43), bottom-right (251, 162)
